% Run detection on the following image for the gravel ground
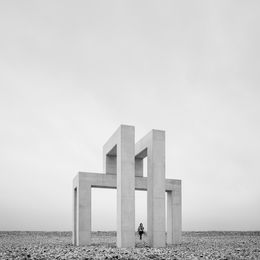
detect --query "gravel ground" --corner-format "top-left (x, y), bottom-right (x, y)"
top-left (0, 231), bottom-right (259, 260)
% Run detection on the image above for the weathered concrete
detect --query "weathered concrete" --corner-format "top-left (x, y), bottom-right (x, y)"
top-left (73, 172), bottom-right (179, 191)
top-left (167, 180), bottom-right (182, 244)
top-left (73, 175), bottom-right (91, 246)
top-left (103, 125), bottom-right (135, 248)
top-left (72, 125), bottom-right (182, 248)
top-left (135, 130), bottom-right (166, 247)
top-left (73, 172), bottom-right (181, 246)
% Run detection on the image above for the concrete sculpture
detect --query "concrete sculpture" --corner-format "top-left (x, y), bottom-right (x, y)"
top-left (72, 125), bottom-right (182, 248)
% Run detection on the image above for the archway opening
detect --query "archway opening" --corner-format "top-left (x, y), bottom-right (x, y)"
top-left (135, 190), bottom-right (147, 244)
top-left (91, 188), bottom-right (117, 245)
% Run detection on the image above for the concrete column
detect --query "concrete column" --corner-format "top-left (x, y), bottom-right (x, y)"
top-left (167, 181), bottom-right (182, 244)
top-left (72, 186), bottom-right (77, 245)
top-left (72, 175), bottom-right (79, 246)
top-left (77, 178), bottom-right (91, 246)
top-left (147, 130), bottom-right (166, 247)
top-left (103, 125), bottom-right (135, 248)
top-left (135, 130), bottom-right (166, 247)
top-left (117, 126), bottom-right (135, 247)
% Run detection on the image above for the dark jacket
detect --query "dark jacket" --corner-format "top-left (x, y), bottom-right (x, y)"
top-left (138, 225), bottom-right (144, 233)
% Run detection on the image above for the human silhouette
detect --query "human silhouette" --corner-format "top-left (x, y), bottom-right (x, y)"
top-left (138, 223), bottom-right (144, 240)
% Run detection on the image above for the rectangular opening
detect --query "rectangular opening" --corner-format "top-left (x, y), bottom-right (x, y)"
top-left (91, 188), bottom-right (117, 245)
top-left (135, 190), bottom-right (147, 245)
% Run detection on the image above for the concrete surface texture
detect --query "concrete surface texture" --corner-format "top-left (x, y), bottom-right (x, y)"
top-left (72, 125), bottom-right (182, 248)
top-left (135, 130), bottom-right (166, 247)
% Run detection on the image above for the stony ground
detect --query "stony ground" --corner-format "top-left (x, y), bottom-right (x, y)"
top-left (0, 231), bottom-right (259, 260)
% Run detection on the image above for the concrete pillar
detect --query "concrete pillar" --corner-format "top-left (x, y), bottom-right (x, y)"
top-left (148, 130), bottom-right (166, 247)
top-left (167, 181), bottom-right (182, 244)
top-left (135, 130), bottom-right (166, 247)
top-left (103, 125), bottom-right (135, 248)
top-left (117, 126), bottom-right (135, 247)
top-left (74, 177), bottom-right (91, 246)
top-left (72, 186), bottom-right (77, 245)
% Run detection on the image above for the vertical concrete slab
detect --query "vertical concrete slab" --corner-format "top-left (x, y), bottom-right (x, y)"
top-left (72, 187), bottom-right (77, 245)
top-left (103, 125), bottom-right (135, 248)
top-left (135, 130), bottom-right (166, 247)
top-left (72, 175), bottom-right (79, 246)
top-left (117, 126), bottom-right (135, 248)
top-left (167, 191), bottom-right (173, 244)
top-left (148, 130), bottom-right (166, 247)
top-left (167, 181), bottom-right (182, 244)
top-left (77, 176), bottom-right (91, 246)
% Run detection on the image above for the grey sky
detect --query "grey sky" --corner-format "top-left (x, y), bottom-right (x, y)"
top-left (0, 1), bottom-right (259, 231)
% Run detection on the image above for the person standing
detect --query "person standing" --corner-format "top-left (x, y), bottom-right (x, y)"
top-left (138, 223), bottom-right (144, 240)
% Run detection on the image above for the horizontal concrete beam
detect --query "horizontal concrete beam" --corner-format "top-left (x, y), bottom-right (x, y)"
top-left (73, 172), bottom-right (181, 192)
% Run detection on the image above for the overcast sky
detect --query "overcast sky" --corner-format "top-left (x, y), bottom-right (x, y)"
top-left (0, 1), bottom-right (259, 231)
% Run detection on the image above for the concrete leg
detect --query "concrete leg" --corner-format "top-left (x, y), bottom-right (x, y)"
top-left (147, 130), bottom-right (166, 247)
top-left (117, 126), bottom-right (135, 247)
top-left (135, 130), bottom-right (166, 247)
top-left (77, 180), bottom-right (91, 246)
top-left (72, 187), bottom-right (77, 245)
top-left (167, 183), bottom-right (182, 244)
top-left (103, 125), bottom-right (135, 248)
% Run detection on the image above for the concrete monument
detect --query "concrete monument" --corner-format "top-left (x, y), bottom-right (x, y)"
top-left (72, 125), bottom-right (182, 248)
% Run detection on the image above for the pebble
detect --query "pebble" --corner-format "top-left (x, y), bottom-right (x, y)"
top-left (0, 231), bottom-right (259, 259)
